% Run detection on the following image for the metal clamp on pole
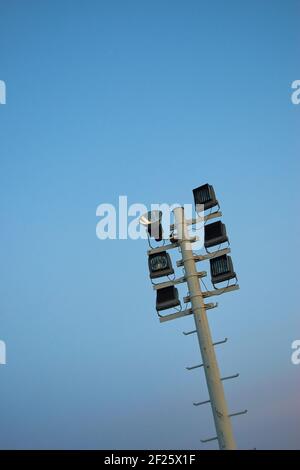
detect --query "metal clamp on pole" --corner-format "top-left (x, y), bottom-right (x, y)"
top-left (176, 247), bottom-right (231, 267)
top-left (170, 210), bottom-right (222, 231)
top-left (153, 272), bottom-right (206, 291)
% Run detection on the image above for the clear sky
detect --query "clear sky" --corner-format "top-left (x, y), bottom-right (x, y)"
top-left (0, 0), bottom-right (299, 449)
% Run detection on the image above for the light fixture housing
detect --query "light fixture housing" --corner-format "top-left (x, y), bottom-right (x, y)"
top-left (204, 221), bottom-right (228, 248)
top-left (156, 286), bottom-right (180, 311)
top-left (140, 210), bottom-right (163, 241)
top-left (210, 255), bottom-right (236, 284)
top-left (193, 184), bottom-right (218, 211)
top-left (148, 251), bottom-right (174, 279)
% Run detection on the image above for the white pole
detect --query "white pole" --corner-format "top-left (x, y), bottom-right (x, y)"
top-left (174, 206), bottom-right (237, 450)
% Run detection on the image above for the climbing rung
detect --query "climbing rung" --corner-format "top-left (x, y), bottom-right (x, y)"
top-left (213, 338), bottom-right (228, 346)
top-left (186, 364), bottom-right (203, 371)
top-left (183, 329), bottom-right (197, 336)
top-left (221, 373), bottom-right (239, 381)
top-left (200, 436), bottom-right (218, 443)
top-left (193, 399), bottom-right (210, 407)
top-left (229, 409), bottom-right (248, 418)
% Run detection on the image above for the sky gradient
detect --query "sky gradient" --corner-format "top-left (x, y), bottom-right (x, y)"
top-left (0, 0), bottom-right (299, 449)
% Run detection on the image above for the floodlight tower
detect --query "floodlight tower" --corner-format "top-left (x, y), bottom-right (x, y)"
top-left (140, 185), bottom-right (246, 450)
top-left (174, 206), bottom-right (236, 450)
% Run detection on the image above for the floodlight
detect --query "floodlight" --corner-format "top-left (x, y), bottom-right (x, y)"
top-left (148, 251), bottom-right (174, 279)
top-left (156, 286), bottom-right (180, 311)
top-left (140, 210), bottom-right (163, 241)
top-left (210, 255), bottom-right (236, 284)
top-left (193, 184), bottom-right (218, 211)
top-left (204, 221), bottom-right (228, 248)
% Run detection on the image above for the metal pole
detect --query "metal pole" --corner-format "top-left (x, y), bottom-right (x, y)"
top-left (174, 206), bottom-right (236, 450)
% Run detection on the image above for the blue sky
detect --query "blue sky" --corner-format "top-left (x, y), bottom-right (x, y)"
top-left (0, 0), bottom-right (299, 449)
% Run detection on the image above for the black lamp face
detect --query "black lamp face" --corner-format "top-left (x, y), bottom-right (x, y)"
top-left (211, 255), bottom-right (229, 276)
top-left (210, 255), bottom-right (236, 284)
top-left (193, 184), bottom-right (218, 211)
top-left (150, 255), bottom-right (168, 272)
top-left (205, 221), bottom-right (223, 239)
top-left (193, 184), bottom-right (211, 205)
top-left (204, 221), bottom-right (228, 248)
top-left (148, 251), bottom-right (174, 279)
top-left (156, 286), bottom-right (180, 311)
